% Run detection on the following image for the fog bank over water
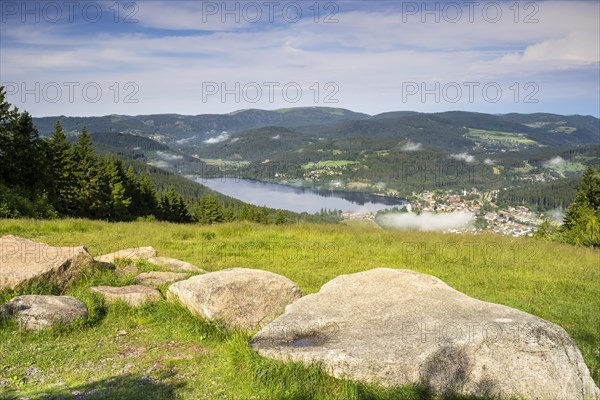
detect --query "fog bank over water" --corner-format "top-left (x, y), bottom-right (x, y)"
top-left (376, 212), bottom-right (475, 232)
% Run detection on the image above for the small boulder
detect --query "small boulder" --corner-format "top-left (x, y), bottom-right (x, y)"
top-left (90, 285), bottom-right (162, 306)
top-left (135, 271), bottom-right (189, 286)
top-left (167, 268), bottom-right (302, 330)
top-left (0, 295), bottom-right (88, 331)
top-left (95, 247), bottom-right (157, 264)
top-left (251, 268), bottom-right (600, 400)
top-left (115, 265), bottom-right (139, 276)
top-left (147, 256), bottom-right (204, 272)
top-left (0, 235), bottom-right (95, 290)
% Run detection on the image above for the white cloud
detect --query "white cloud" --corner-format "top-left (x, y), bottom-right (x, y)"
top-left (156, 151), bottom-right (183, 161)
top-left (272, 134), bottom-right (281, 140)
top-left (148, 160), bottom-right (171, 169)
top-left (135, 2), bottom-right (254, 31)
top-left (545, 208), bottom-right (565, 225)
top-left (544, 156), bottom-right (566, 166)
top-left (0, 1), bottom-right (598, 116)
top-left (176, 135), bottom-right (198, 145)
top-left (401, 141), bottom-right (422, 151)
top-left (204, 133), bottom-right (230, 144)
top-left (377, 212), bottom-right (474, 232)
top-left (450, 153), bottom-right (476, 163)
top-left (484, 158), bottom-right (495, 165)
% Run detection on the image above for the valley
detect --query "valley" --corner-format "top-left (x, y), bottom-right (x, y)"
top-left (3, 1), bottom-right (599, 398)
top-left (32, 107), bottom-right (600, 236)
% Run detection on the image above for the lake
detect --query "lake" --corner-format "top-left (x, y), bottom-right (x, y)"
top-left (196, 178), bottom-right (405, 214)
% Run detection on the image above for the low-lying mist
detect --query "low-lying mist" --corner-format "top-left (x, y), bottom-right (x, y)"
top-left (376, 212), bottom-right (475, 232)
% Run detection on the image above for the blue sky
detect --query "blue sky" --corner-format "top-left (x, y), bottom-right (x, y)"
top-left (1, 1), bottom-right (598, 117)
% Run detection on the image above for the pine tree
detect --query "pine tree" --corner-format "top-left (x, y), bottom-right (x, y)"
top-left (275, 210), bottom-right (286, 225)
top-left (70, 128), bottom-right (100, 217)
top-left (240, 204), bottom-right (251, 221)
top-left (137, 173), bottom-right (159, 217)
top-left (159, 187), bottom-right (192, 223)
top-left (224, 203), bottom-right (237, 222)
top-left (196, 194), bottom-right (224, 224)
top-left (2, 111), bottom-right (46, 193)
top-left (98, 157), bottom-right (132, 220)
top-left (47, 121), bottom-right (76, 214)
top-left (257, 206), bottom-right (269, 224)
top-left (0, 87), bottom-right (21, 185)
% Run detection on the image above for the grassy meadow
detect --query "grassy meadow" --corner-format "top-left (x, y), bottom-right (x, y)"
top-left (0, 218), bottom-right (598, 399)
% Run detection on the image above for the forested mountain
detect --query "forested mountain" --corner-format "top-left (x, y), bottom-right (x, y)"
top-left (29, 107), bottom-right (599, 212)
top-left (33, 108), bottom-right (598, 156)
top-left (0, 89), bottom-right (339, 224)
top-left (86, 131), bottom-right (207, 176)
top-left (32, 107), bottom-right (368, 140)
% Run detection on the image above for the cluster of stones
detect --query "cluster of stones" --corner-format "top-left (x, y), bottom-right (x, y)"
top-left (0, 235), bottom-right (598, 399)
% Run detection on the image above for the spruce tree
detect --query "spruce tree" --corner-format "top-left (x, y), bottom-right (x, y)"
top-left (275, 210), bottom-right (286, 225)
top-left (137, 174), bottom-right (159, 217)
top-left (0, 87), bottom-right (20, 184)
top-left (70, 128), bottom-right (99, 217)
top-left (197, 194), bottom-right (224, 224)
top-left (47, 121), bottom-right (75, 214)
top-left (2, 111), bottom-right (46, 193)
top-left (159, 187), bottom-right (192, 223)
top-left (98, 157), bottom-right (132, 220)
top-left (224, 203), bottom-right (237, 222)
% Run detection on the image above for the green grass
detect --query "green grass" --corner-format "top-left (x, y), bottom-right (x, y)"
top-left (199, 158), bottom-right (251, 167)
top-left (303, 160), bottom-right (359, 169)
top-left (0, 218), bottom-right (598, 399)
top-left (466, 129), bottom-right (538, 146)
top-left (543, 161), bottom-right (588, 174)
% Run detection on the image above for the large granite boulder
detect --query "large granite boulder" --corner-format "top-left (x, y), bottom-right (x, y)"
top-left (95, 247), bottom-right (157, 264)
top-left (90, 285), bottom-right (162, 306)
top-left (0, 235), bottom-right (95, 290)
top-left (251, 268), bottom-right (600, 400)
top-left (147, 256), bottom-right (204, 272)
top-left (0, 295), bottom-right (88, 331)
top-left (167, 268), bottom-right (302, 330)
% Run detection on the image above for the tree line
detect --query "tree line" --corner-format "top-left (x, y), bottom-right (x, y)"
top-left (0, 87), bottom-right (313, 225)
top-left (536, 165), bottom-right (600, 247)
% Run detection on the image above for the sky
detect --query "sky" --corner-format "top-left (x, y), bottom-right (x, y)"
top-left (0, 1), bottom-right (599, 117)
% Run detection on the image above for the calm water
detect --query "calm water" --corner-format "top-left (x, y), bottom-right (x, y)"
top-left (196, 178), bottom-right (405, 214)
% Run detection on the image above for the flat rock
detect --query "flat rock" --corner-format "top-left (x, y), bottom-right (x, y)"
top-left (147, 256), bottom-right (204, 272)
top-left (135, 271), bottom-right (189, 286)
top-left (167, 268), bottom-right (302, 330)
top-left (115, 265), bottom-right (139, 276)
top-left (95, 247), bottom-right (157, 264)
top-left (0, 295), bottom-right (88, 331)
top-left (0, 235), bottom-right (95, 290)
top-left (90, 285), bottom-right (162, 306)
top-left (251, 268), bottom-right (600, 400)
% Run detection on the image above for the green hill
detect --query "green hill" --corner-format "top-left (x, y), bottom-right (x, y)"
top-left (1, 218), bottom-right (598, 399)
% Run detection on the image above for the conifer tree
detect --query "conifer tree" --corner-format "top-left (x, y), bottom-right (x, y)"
top-left (70, 128), bottom-right (100, 217)
top-left (97, 157), bottom-right (132, 220)
top-left (0, 87), bottom-right (20, 185)
top-left (137, 173), bottom-right (159, 217)
top-left (47, 121), bottom-right (76, 214)
top-left (196, 194), bottom-right (224, 224)
top-left (159, 187), bottom-right (192, 223)
top-left (224, 203), bottom-right (237, 222)
top-left (2, 111), bottom-right (46, 193)
top-left (275, 210), bottom-right (286, 225)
